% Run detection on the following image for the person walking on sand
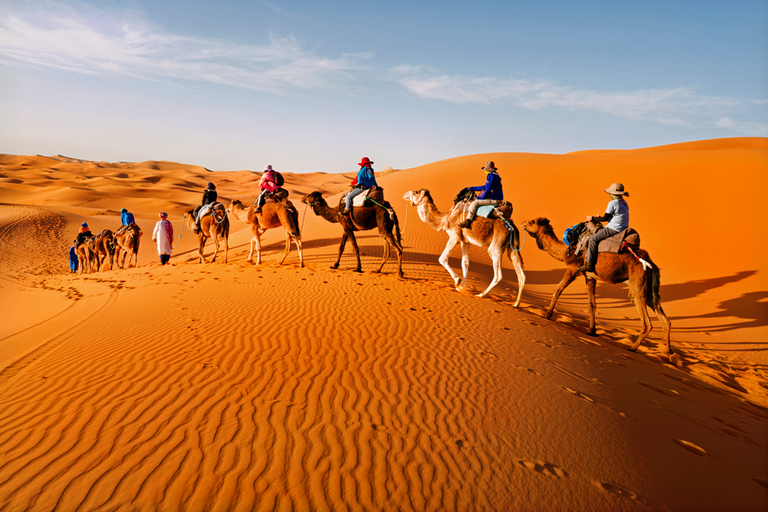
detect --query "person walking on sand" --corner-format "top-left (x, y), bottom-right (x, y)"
top-left (194, 182), bottom-right (218, 233)
top-left (255, 165), bottom-right (281, 213)
top-left (68, 244), bottom-right (78, 273)
top-left (152, 212), bottom-right (175, 265)
top-left (457, 161), bottom-right (504, 229)
top-left (342, 157), bottom-right (377, 216)
top-left (577, 183), bottom-right (630, 273)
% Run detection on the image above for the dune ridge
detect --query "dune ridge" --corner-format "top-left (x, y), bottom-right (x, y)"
top-left (0, 138), bottom-right (766, 511)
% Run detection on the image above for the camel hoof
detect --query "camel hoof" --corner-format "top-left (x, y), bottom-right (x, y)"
top-left (669, 353), bottom-right (682, 368)
top-left (330, 264), bottom-right (339, 270)
top-left (587, 331), bottom-right (598, 337)
top-left (353, 269), bottom-right (363, 274)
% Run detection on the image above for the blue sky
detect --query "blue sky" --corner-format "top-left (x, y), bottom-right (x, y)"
top-left (1, 0), bottom-right (766, 172)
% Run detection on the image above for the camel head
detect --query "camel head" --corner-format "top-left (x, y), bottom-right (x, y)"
top-left (227, 199), bottom-right (244, 213)
top-left (521, 217), bottom-right (555, 238)
top-left (402, 189), bottom-right (432, 207)
top-left (302, 191), bottom-right (327, 208)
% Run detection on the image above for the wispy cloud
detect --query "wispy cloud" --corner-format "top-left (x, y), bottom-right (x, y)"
top-left (0, 2), bottom-right (368, 94)
top-left (393, 65), bottom-right (768, 135)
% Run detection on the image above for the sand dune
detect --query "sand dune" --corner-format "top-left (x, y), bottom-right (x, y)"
top-left (0, 138), bottom-right (766, 511)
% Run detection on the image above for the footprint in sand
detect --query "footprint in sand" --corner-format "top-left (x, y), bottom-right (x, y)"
top-left (597, 481), bottom-right (638, 501)
top-left (672, 438), bottom-right (708, 457)
top-left (563, 386), bottom-right (594, 403)
top-left (518, 460), bottom-right (568, 478)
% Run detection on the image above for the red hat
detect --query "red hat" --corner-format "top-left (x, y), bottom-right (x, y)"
top-left (358, 157), bottom-right (373, 167)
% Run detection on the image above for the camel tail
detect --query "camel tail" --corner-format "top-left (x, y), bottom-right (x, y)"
top-left (393, 211), bottom-right (402, 246)
top-left (647, 263), bottom-right (662, 312)
top-left (131, 232), bottom-right (140, 254)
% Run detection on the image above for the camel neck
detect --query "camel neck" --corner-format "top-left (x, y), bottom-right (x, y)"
top-left (536, 230), bottom-right (568, 262)
top-left (418, 201), bottom-right (449, 231)
top-left (313, 202), bottom-right (339, 223)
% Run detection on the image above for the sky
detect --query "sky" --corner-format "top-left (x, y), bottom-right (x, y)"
top-left (1, 0), bottom-right (767, 172)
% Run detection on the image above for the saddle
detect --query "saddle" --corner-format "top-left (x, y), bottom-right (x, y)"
top-left (573, 226), bottom-right (641, 255)
top-left (454, 200), bottom-right (514, 220)
top-left (264, 188), bottom-right (289, 203)
top-left (339, 186), bottom-right (385, 209)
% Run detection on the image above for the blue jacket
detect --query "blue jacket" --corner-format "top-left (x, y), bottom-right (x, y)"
top-left (121, 211), bottom-right (135, 226)
top-left (356, 165), bottom-right (378, 188)
top-left (468, 171), bottom-right (503, 200)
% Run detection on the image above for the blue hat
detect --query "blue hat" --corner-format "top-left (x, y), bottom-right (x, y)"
top-left (121, 208), bottom-right (127, 213)
top-left (81, 222), bottom-right (88, 227)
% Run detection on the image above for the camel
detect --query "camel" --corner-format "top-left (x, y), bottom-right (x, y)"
top-left (114, 224), bottom-right (142, 268)
top-left (74, 237), bottom-right (96, 275)
top-left (301, 191), bottom-right (404, 278)
top-left (92, 229), bottom-right (115, 270)
top-left (521, 217), bottom-right (673, 361)
top-left (403, 189), bottom-right (525, 306)
top-left (184, 203), bottom-right (229, 263)
top-left (227, 199), bottom-right (304, 266)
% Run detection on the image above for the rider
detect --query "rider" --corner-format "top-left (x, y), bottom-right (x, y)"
top-left (116, 208), bottom-right (135, 236)
top-left (195, 182), bottom-right (218, 233)
top-left (577, 183), bottom-right (630, 273)
top-left (457, 161), bottom-right (503, 229)
top-left (342, 157), bottom-right (377, 216)
top-left (75, 222), bottom-right (93, 245)
top-left (255, 165), bottom-right (280, 214)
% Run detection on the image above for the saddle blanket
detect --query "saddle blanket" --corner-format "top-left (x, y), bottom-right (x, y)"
top-left (462, 201), bottom-right (513, 220)
top-left (341, 187), bottom-right (385, 208)
top-left (575, 228), bottom-right (640, 255)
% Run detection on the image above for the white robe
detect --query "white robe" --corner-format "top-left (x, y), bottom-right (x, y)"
top-left (152, 220), bottom-right (173, 255)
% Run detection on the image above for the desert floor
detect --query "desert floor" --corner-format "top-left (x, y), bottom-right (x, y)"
top-left (1, 138), bottom-right (766, 511)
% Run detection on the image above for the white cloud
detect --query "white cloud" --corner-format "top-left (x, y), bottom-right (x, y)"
top-left (0, 2), bottom-right (368, 94)
top-left (393, 68), bottom-right (763, 131)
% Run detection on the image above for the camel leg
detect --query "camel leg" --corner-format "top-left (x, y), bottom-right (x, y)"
top-left (585, 277), bottom-right (597, 335)
top-left (653, 304), bottom-right (673, 355)
top-left (279, 233), bottom-right (291, 265)
top-left (253, 232), bottom-right (263, 265)
top-left (210, 233), bottom-right (220, 263)
top-left (198, 236), bottom-right (208, 263)
top-left (438, 235), bottom-right (462, 288)
top-left (375, 237), bottom-right (391, 274)
top-left (546, 269), bottom-right (580, 319)
top-left (223, 230), bottom-right (228, 264)
top-left (294, 236), bottom-right (304, 268)
top-left (459, 242), bottom-right (471, 291)
top-left (247, 237), bottom-right (256, 262)
top-left (348, 233), bottom-right (362, 273)
top-left (629, 295), bottom-right (653, 352)
top-left (507, 250), bottom-right (525, 308)
top-left (332, 233), bottom-right (348, 269)
top-left (477, 249), bottom-right (503, 298)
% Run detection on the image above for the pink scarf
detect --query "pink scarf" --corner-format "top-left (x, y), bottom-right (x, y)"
top-left (162, 220), bottom-right (173, 242)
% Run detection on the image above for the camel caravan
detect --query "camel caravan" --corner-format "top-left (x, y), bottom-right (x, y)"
top-left (67, 158), bottom-right (674, 362)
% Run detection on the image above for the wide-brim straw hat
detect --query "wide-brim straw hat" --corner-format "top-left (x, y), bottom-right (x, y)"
top-left (481, 161), bottom-right (497, 172)
top-left (605, 183), bottom-right (629, 197)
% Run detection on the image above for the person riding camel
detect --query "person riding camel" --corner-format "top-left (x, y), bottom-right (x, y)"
top-left (116, 208), bottom-right (136, 236)
top-left (75, 222), bottom-right (93, 245)
top-left (255, 165), bottom-right (280, 214)
top-left (577, 182), bottom-right (630, 274)
top-left (194, 182), bottom-right (218, 233)
top-left (342, 157), bottom-right (377, 216)
top-left (457, 161), bottom-right (503, 229)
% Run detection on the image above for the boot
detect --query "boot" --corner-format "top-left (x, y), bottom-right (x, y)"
top-left (578, 261), bottom-right (595, 273)
top-left (458, 217), bottom-right (473, 229)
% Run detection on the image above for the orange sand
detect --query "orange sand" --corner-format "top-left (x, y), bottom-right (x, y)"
top-left (0, 138), bottom-right (766, 511)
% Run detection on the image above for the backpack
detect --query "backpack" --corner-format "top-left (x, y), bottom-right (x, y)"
top-left (453, 187), bottom-right (476, 204)
top-left (563, 222), bottom-right (587, 246)
top-left (273, 171), bottom-right (285, 187)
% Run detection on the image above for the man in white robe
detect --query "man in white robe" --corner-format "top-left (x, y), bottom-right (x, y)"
top-left (152, 212), bottom-right (174, 265)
